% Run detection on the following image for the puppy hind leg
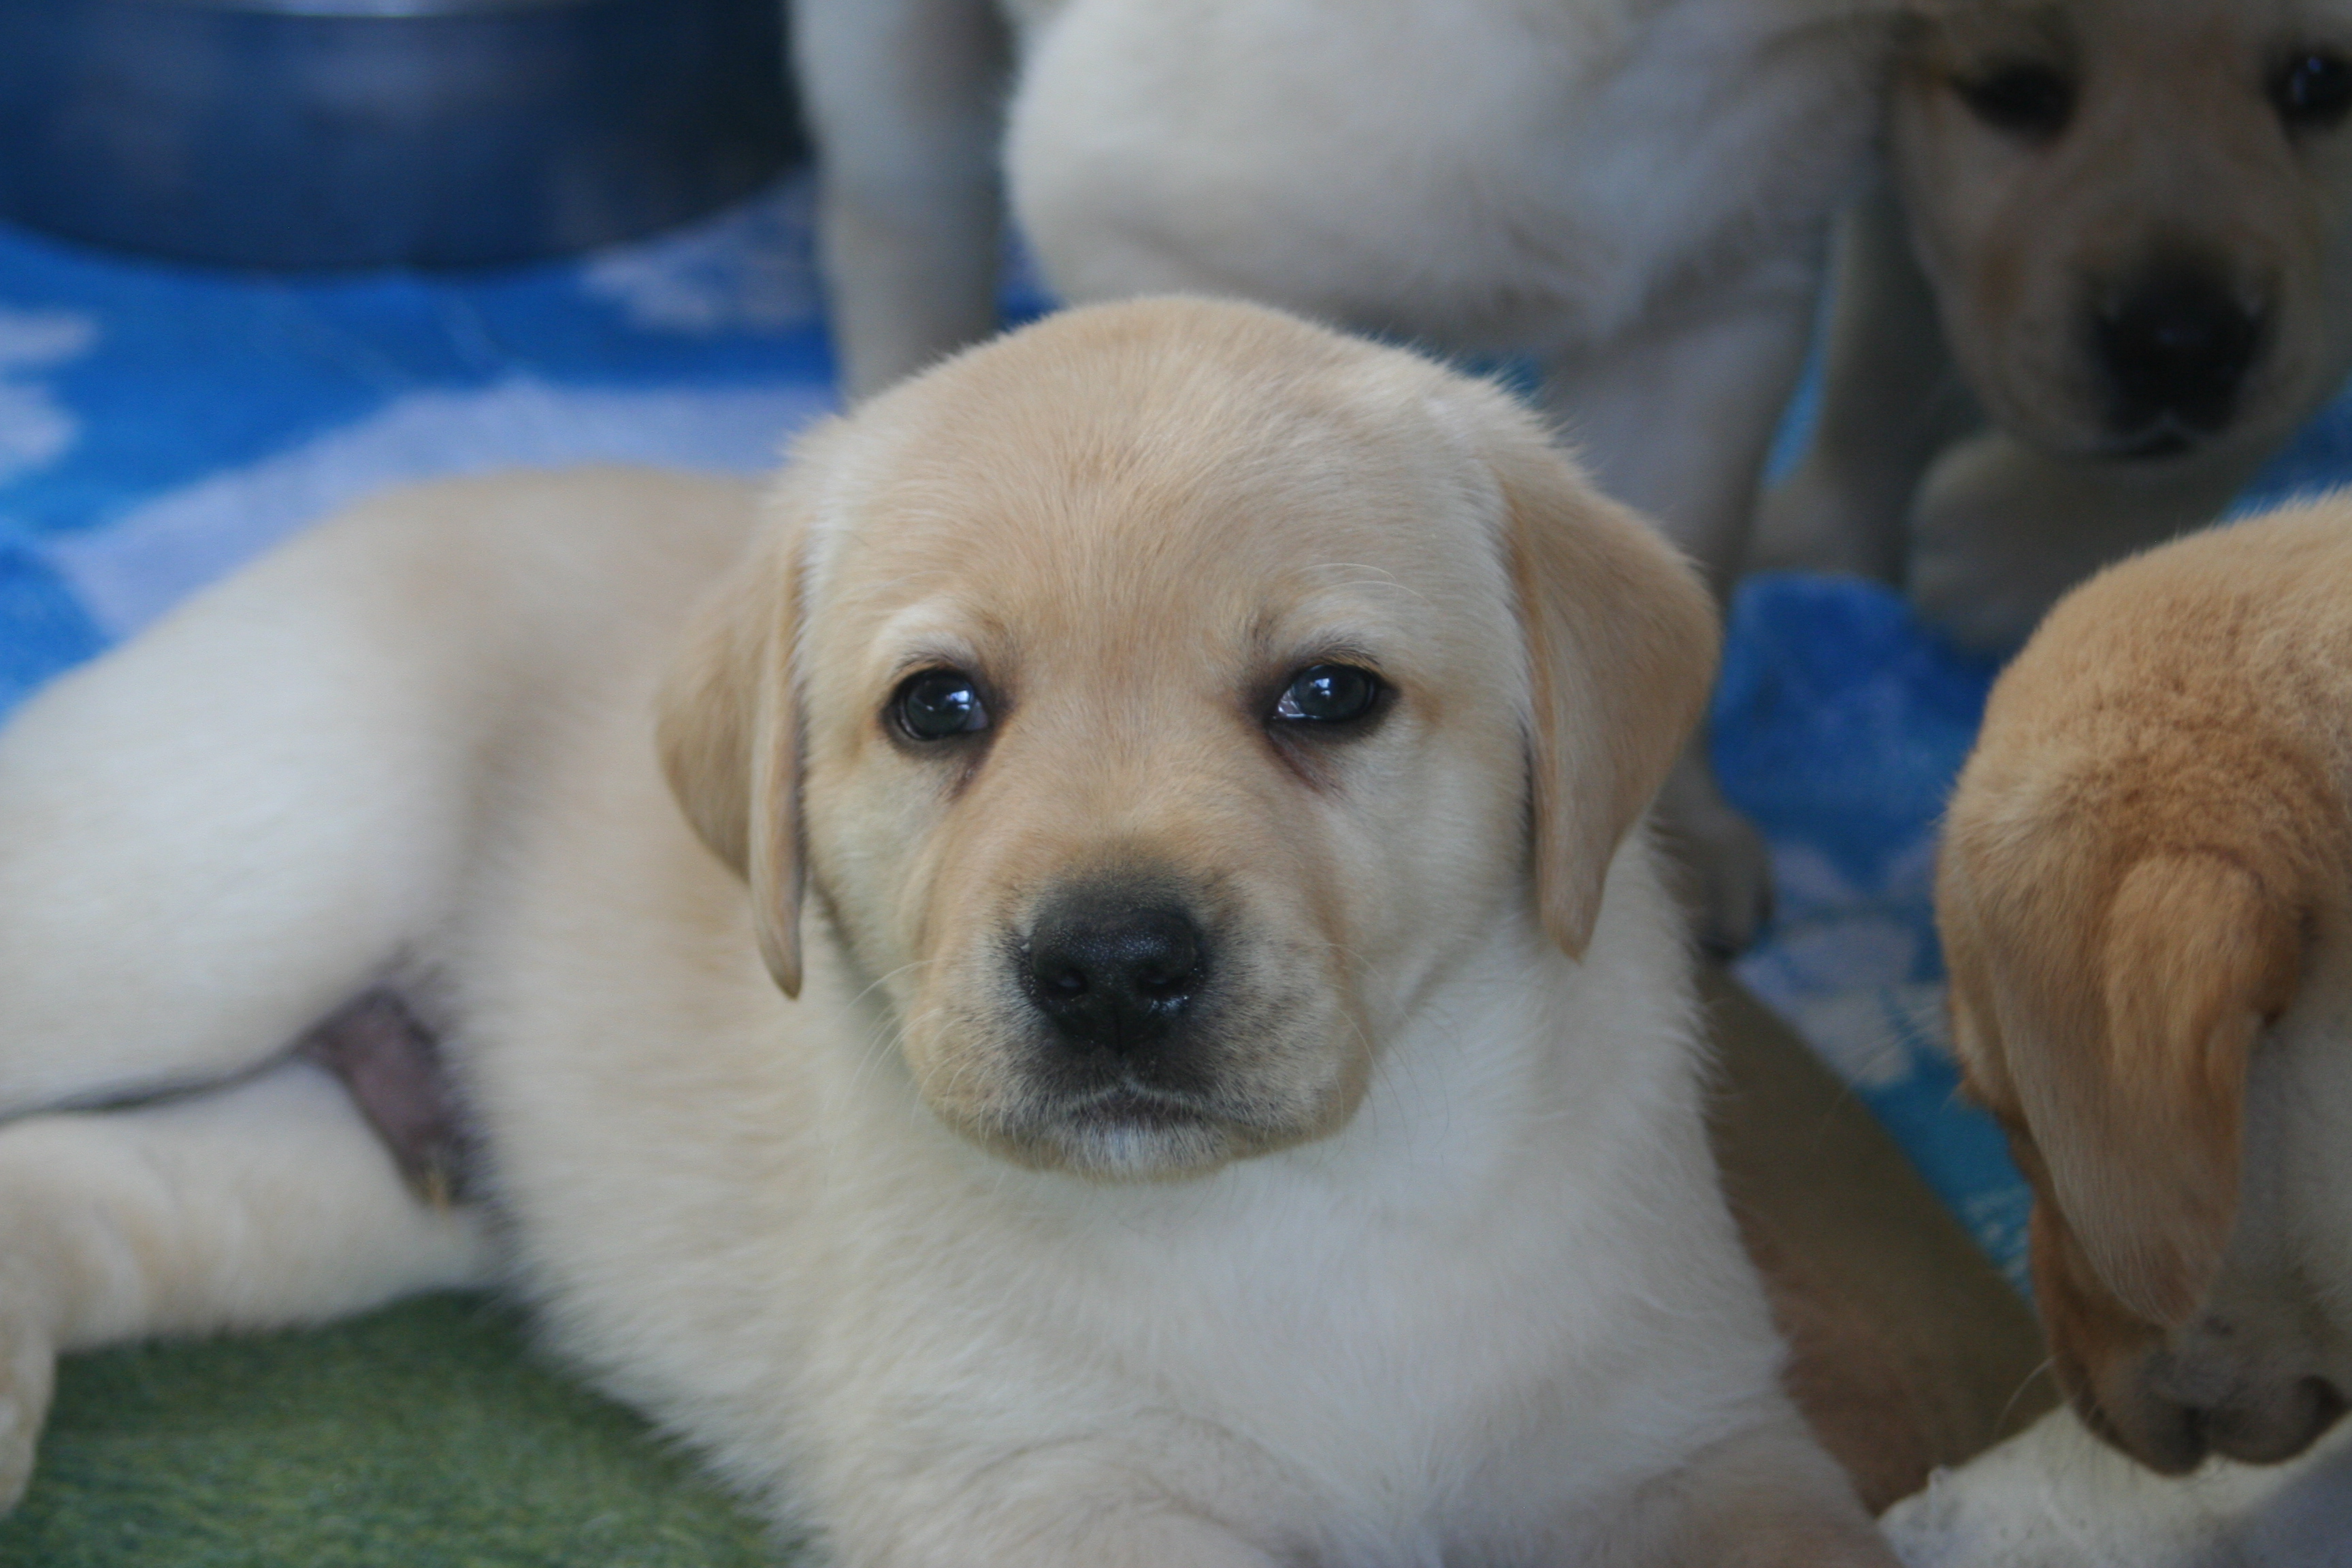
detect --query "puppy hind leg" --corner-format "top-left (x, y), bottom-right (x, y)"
top-left (0, 539), bottom-right (481, 1120)
top-left (1906, 430), bottom-right (2253, 652)
top-left (1541, 257), bottom-right (1823, 602)
top-left (0, 1058), bottom-right (494, 1511)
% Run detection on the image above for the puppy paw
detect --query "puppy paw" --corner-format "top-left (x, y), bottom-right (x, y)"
top-left (0, 1296), bottom-right (55, 1514)
top-left (1906, 431), bottom-right (2242, 655)
top-left (1654, 751), bottom-right (1772, 957)
top-left (1904, 524), bottom-right (2061, 655)
top-left (1750, 465), bottom-right (1907, 583)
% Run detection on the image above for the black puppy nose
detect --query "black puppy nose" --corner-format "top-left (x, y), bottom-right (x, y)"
top-left (1025, 901), bottom-right (1205, 1053)
top-left (2097, 270), bottom-right (2265, 444)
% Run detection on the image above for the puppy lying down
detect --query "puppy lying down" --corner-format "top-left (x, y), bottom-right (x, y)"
top-left (1892, 500), bottom-right (2352, 1565)
top-left (0, 299), bottom-right (1894, 1564)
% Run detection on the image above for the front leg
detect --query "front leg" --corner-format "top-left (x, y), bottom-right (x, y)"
top-left (1541, 262), bottom-right (1825, 950)
top-left (867, 1503), bottom-right (1285, 1568)
top-left (823, 1433), bottom-right (1292, 1567)
top-left (1595, 1420), bottom-right (1899, 1568)
top-left (1906, 430), bottom-right (2255, 653)
top-left (1754, 182), bottom-right (1980, 583)
top-left (0, 1060), bottom-right (492, 1510)
top-left (794, 0), bottom-right (1013, 400)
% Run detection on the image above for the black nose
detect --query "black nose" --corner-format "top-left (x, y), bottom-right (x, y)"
top-left (2095, 270), bottom-right (2265, 446)
top-left (1025, 898), bottom-right (1205, 1054)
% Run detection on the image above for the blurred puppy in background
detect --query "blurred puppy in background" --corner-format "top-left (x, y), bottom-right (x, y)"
top-left (794, 0), bottom-right (1921, 950)
top-left (1765, 0), bottom-right (2352, 651)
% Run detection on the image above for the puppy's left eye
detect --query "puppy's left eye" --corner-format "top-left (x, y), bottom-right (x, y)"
top-left (1271, 665), bottom-right (1385, 728)
top-left (2275, 51), bottom-right (2352, 131)
top-left (893, 670), bottom-right (990, 742)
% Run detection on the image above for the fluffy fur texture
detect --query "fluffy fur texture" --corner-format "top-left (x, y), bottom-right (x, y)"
top-left (1938, 497), bottom-right (2352, 1490)
top-left (1767, 0), bottom-right (2352, 650)
top-left (0, 300), bottom-right (1892, 1565)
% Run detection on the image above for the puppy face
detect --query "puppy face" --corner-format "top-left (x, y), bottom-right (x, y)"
top-left (659, 299), bottom-right (1715, 1182)
top-left (1936, 519), bottom-right (2352, 1472)
top-left (1893, 0), bottom-right (2352, 463)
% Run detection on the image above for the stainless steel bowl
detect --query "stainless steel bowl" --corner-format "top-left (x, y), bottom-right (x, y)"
top-left (0, 0), bottom-right (803, 268)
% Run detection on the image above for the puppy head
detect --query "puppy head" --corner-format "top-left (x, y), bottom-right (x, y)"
top-left (659, 297), bottom-right (1715, 1181)
top-left (1938, 534), bottom-right (2352, 1471)
top-left (1893, 0), bottom-right (2352, 464)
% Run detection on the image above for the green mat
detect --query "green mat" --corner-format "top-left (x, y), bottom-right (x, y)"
top-left (0, 1294), bottom-right (799, 1567)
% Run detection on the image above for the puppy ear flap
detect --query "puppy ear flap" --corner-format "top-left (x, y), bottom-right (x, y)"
top-left (2025, 855), bottom-right (2300, 1325)
top-left (1489, 429), bottom-right (1720, 958)
top-left (655, 486), bottom-right (809, 997)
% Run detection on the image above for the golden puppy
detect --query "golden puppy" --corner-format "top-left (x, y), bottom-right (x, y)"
top-left (1939, 497), bottom-right (2352, 1479)
top-left (0, 299), bottom-right (1894, 1565)
top-left (1767, 0), bottom-right (2352, 651)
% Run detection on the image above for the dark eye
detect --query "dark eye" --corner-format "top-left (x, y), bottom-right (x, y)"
top-left (1956, 62), bottom-right (2075, 139)
top-left (893, 669), bottom-right (990, 742)
top-left (1271, 664), bottom-right (1384, 728)
top-left (2275, 51), bottom-right (2352, 131)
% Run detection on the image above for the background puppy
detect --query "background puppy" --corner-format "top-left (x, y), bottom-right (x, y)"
top-left (795, 0), bottom-right (1916, 947)
top-left (0, 299), bottom-right (1895, 1564)
top-left (1920, 500), bottom-right (2352, 1558)
top-left (1765, 0), bottom-right (2352, 651)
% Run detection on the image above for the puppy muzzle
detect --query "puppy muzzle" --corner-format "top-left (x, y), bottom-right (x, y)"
top-left (2088, 261), bottom-right (2271, 457)
top-left (2065, 1327), bottom-right (2350, 1474)
top-left (928, 863), bottom-right (1358, 1179)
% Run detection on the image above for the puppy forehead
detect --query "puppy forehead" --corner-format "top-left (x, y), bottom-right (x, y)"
top-left (811, 356), bottom-right (1514, 662)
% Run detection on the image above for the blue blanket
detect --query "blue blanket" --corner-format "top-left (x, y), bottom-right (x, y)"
top-left (3, 175), bottom-right (2347, 1290)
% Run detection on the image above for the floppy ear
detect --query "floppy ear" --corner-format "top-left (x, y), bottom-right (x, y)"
top-left (655, 485), bottom-right (809, 997)
top-left (1487, 429), bottom-right (1720, 957)
top-left (2015, 855), bottom-right (2301, 1325)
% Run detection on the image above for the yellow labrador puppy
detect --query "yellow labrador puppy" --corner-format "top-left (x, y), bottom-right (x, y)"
top-left (0, 300), bottom-right (1893, 1565)
top-left (1767, 0), bottom-right (2352, 651)
top-left (1901, 500), bottom-right (2352, 1563)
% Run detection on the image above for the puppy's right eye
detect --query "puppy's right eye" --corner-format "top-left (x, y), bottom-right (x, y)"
top-left (1271, 664), bottom-right (1385, 728)
top-left (1955, 63), bottom-right (2074, 140)
top-left (893, 670), bottom-right (990, 742)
